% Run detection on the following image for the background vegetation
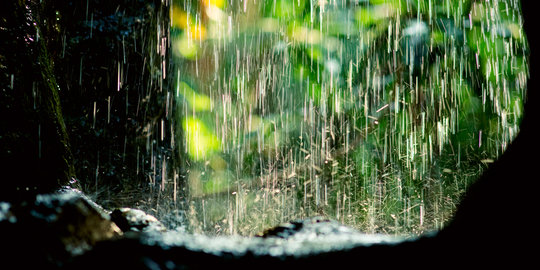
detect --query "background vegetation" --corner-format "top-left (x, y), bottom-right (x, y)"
top-left (169, 0), bottom-right (528, 236)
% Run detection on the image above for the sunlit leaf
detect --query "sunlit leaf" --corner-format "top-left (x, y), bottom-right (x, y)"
top-left (177, 81), bottom-right (212, 111)
top-left (266, 0), bottom-right (306, 18)
top-left (183, 116), bottom-right (220, 161)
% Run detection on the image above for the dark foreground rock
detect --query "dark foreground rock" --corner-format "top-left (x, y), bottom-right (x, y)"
top-left (258, 216), bottom-right (360, 239)
top-left (65, 220), bottom-right (405, 270)
top-left (0, 189), bottom-right (121, 267)
top-left (110, 207), bottom-right (167, 233)
top-left (0, 189), bottom-right (407, 269)
top-left (0, 185), bottom-right (534, 269)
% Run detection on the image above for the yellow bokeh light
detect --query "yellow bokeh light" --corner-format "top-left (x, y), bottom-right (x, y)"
top-left (203, 0), bottom-right (225, 8)
top-left (171, 5), bottom-right (189, 29)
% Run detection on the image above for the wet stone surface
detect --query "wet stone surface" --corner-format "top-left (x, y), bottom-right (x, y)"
top-left (0, 189), bottom-right (122, 266)
top-left (110, 207), bottom-right (167, 233)
top-left (0, 189), bottom-right (402, 268)
top-left (258, 216), bottom-right (360, 239)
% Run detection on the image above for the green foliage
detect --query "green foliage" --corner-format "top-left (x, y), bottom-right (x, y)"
top-left (170, 0), bottom-right (528, 236)
top-left (263, 0), bottom-right (307, 19)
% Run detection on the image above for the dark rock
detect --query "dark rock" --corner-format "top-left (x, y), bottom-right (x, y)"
top-left (65, 216), bottom-right (402, 269)
top-left (0, 190), bottom-right (121, 267)
top-left (110, 208), bottom-right (167, 233)
top-left (258, 216), bottom-right (358, 239)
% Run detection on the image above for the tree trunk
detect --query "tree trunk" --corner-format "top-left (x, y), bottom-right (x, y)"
top-left (0, 0), bottom-right (76, 200)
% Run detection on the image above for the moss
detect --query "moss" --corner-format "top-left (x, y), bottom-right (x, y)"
top-left (36, 34), bottom-right (77, 187)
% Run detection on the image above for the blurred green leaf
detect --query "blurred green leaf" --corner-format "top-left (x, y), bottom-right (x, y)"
top-left (177, 81), bottom-right (212, 112)
top-left (203, 171), bottom-right (231, 194)
top-left (173, 35), bottom-right (199, 59)
top-left (266, 0), bottom-right (306, 19)
top-left (183, 116), bottom-right (220, 161)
